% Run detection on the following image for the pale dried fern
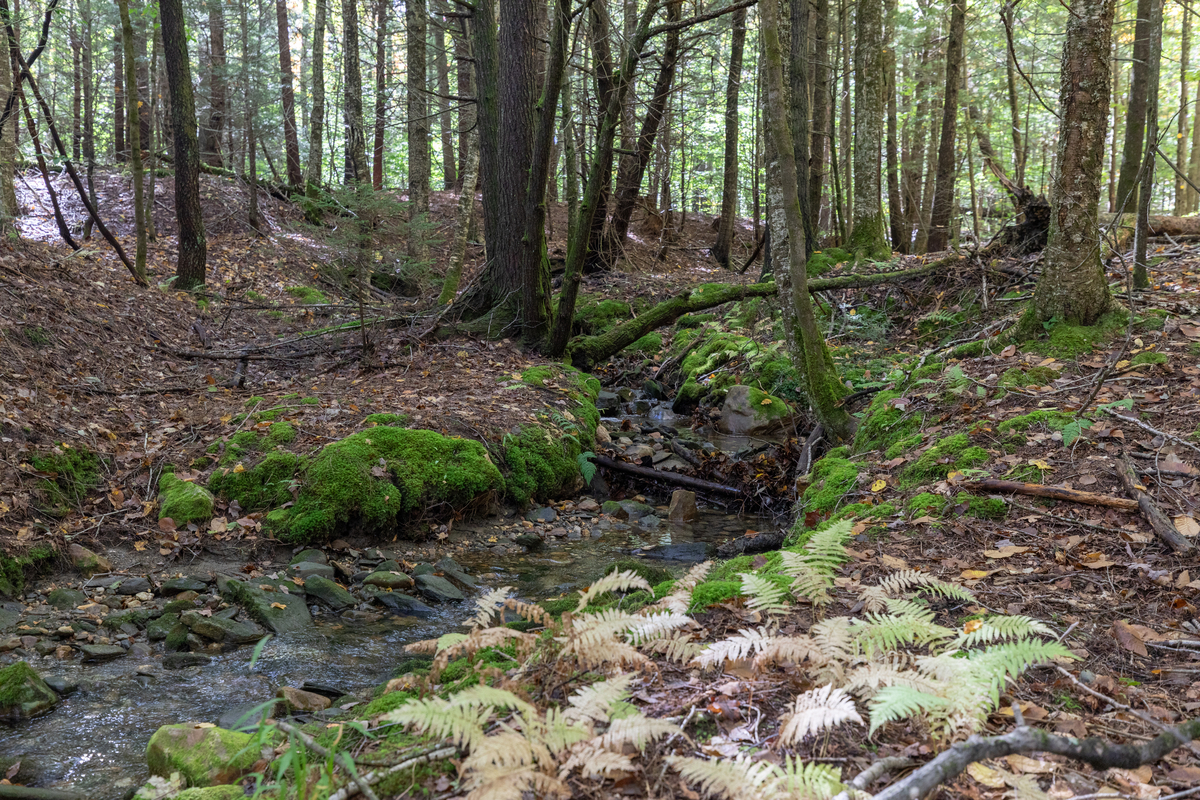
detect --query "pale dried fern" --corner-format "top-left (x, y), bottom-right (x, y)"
top-left (777, 684), bottom-right (864, 746)
top-left (575, 569), bottom-right (652, 612)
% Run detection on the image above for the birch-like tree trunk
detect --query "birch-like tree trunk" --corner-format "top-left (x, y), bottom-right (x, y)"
top-left (276, 0), bottom-right (303, 188)
top-left (343, 0), bottom-right (369, 185)
top-left (712, 7), bottom-right (746, 268)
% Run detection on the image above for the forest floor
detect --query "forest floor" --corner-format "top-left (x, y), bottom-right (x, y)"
top-left (3, 167), bottom-right (1200, 800)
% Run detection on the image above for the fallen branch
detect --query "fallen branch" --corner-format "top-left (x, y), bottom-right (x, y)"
top-left (716, 529), bottom-right (786, 558)
top-left (326, 746), bottom-right (458, 800)
top-left (1116, 454), bottom-right (1194, 554)
top-left (594, 454), bottom-right (741, 496)
top-left (964, 479), bottom-right (1139, 510)
top-left (1102, 407), bottom-right (1200, 457)
top-left (0, 787), bottom-right (86, 800)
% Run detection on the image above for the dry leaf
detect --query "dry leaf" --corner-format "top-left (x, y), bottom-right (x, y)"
top-left (270, 602), bottom-right (288, 610)
top-left (878, 554), bottom-right (909, 570)
top-left (984, 545), bottom-right (1031, 559)
top-left (1005, 755), bottom-right (1053, 774)
top-left (1175, 516), bottom-right (1200, 537)
top-left (1113, 620), bottom-right (1149, 657)
top-left (871, 479), bottom-right (887, 493)
top-left (961, 569), bottom-right (991, 580)
top-left (968, 763), bottom-right (1007, 789)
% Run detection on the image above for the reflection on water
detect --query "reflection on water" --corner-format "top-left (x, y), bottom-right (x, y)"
top-left (0, 505), bottom-right (772, 798)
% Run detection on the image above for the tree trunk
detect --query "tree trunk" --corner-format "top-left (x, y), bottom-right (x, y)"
top-left (562, 64), bottom-right (578, 228)
top-left (343, 0), bottom-right (369, 185)
top-left (373, 0), bottom-right (388, 189)
top-left (809, 0), bottom-right (829, 234)
top-left (438, 129), bottom-right (478, 305)
top-left (1004, 6), bottom-right (1025, 188)
top-left (81, 0), bottom-right (95, 236)
top-left (925, 0), bottom-right (966, 253)
top-left (884, 0), bottom-right (902, 250)
top-left (1031, 0), bottom-right (1114, 326)
top-left (760, 0), bottom-right (853, 443)
top-left (1114, 0), bottom-right (1153, 212)
top-left (435, 16), bottom-right (455, 190)
top-left (791, 0), bottom-right (814, 253)
top-left (838, 0), bottom-right (851, 226)
top-left (847, 0), bottom-right (888, 258)
top-left (200, 0), bottom-right (225, 168)
top-left (242, 0), bottom-right (261, 231)
top-left (455, 15), bottom-right (473, 187)
top-left (1108, 41), bottom-right (1120, 211)
top-left (114, 31), bottom-right (125, 161)
top-left (145, 28), bottom-right (159, 241)
top-left (1176, 6), bottom-right (1189, 215)
top-left (1189, 72), bottom-right (1200, 213)
top-left (407, 0), bottom-right (429, 209)
top-left (118, 0), bottom-right (146, 277)
top-left (1132, 0), bottom-right (1161, 290)
top-left (160, 0), bottom-right (207, 289)
top-left (304, 0), bottom-right (325, 219)
top-left (0, 0), bottom-right (15, 223)
top-left (710, 6), bottom-right (739, 268)
top-left (276, 0), bottom-right (303, 188)
top-left (914, 66), bottom-right (941, 253)
top-left (71, 24), bottom-right (80, 161)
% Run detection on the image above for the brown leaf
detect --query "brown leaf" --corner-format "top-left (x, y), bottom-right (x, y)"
top-left (1166, 766), bottom-right (1200, 784)
top-left (1113, 620), bottom-right (1149, 657)
top-left (158, 517), bottom-right (177, 532)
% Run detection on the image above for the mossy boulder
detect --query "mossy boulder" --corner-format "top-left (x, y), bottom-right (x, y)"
top-left (0, 661), bottom-right (59, 720)
top-left (31, 444), bottom-right (104, 515)
top-left (801, 456), bottom-right (861, 515)
top-left (145, 724), bottom-right (260, 787)
top-left (630, 332), bottom-right (663, 354)
top-left (717, 385), bottom-right (797, 435)
top-left (574, 297), bottom-right (633, 335)
top-left (219, 578), bottom-right (312, 634)
top-left (207, 451), bottom-right (304, 513)
top-left (900, 434), bottom-right (989, 488)
top-left (688, 581), bottom-right (743, 612)
top-left (158, 473), bottom-right (215, 526)
top-left (996, 409), bottom-right (1074, 437)
top-left (960, 495), bottom-right (1007, 519)
top-left (1132, 351), bottom-right (1168, 367)
top-left (672, 376), bottom-right (705, 414)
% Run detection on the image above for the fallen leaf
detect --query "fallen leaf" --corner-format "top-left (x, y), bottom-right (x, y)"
top-left (1166, 766), bottom-right (1200, 784)
top-left (1005, 754), bottom-right (1053, 774)
top-left (1113, 620), bottom-right (1149, 657)
top-left (270, 602), bottom-right (288, 610)
top-left (871, 479), bottom-right (887, 493)
top-left (1175, 516), bottom-right (1200, 537)
top-left (967, 763), bottom-right (1007, 789)
top-left (984, 545), bottom-right (1031, 559)
top-left (879, 554), bottom-right (909, 570)
top-left (960, 569), bottom-right (991, 580)
top-left (158, 517), bottom-right (177, 532)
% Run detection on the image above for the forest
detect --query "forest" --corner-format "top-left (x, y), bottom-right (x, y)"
top-left (2, 0), bottom-right (1200, 798)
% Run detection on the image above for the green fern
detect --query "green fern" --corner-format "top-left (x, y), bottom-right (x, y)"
top-left (577, 451), bottom-right (597, 484)
top-left (740, 572), bottom-right (790, 615)
top-left (954, 615), bottom-right (1054, 648)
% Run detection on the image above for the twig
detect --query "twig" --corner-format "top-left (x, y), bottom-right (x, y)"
top-left (964, 478), bottom-right (1140, 510)
top-left (326, 746), bottom-right (458, 800)
top-left (1115, 453), bottom-right (1194, 554)
top-left (273, 720), bottom-right (380, 800)
top-left (1103, 408), bottom-right (1200, 456)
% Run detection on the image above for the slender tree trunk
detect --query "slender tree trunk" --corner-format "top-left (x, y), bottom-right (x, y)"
top-left (1133, 0), bottom-right (1161, 289)
top-left (407, 0), bottom-right (430, 211)
top-left (1176, 6), bottom-right (1189, 215)
top-left (71, 24), bottom-right (81, 161)
top-left (114, 32), bottom-right (125, 161)
top-left (304, 0), bottom-right (325, 218)
top-left (838, 0), bottom-right (851, 225)
top-left (435, 16), bottom-right (455, 190)
top-left (809, 0), bottom-right (829, 234)
top-left (1114, 0), bottom-right (1153, 212)
top-left (1031, 0), bottom-right (1114, 326)
top-left (848, 0), bottom-right (888, 257)
top-left (962, 79), bottom-right (980, 240)
top-left (1108, 42), bottom-right (1120, 211)
top-left (0, 0), bottom-right (15, 223)
top-left (200, 0), bottom-right (225, 168)
top-left (470, 0), bottom-right (499, 268)
top-left (299, 0), bottom-right (309, 146)
top-left (562, 65), bottom-right (578, 229)
top-left (439, 129), bottom-right (478, 304)
top-left (242, 0), bottom-right (261, 231)
top-left (372, 0), bottom-right (388, 189)
top-left (276, 0), bottom-right (303, 188)
top-left (145, 28), bottom-right (158, 241)
top-left (1005, 11), bottom-right (1025, 187)
top-left (884, 0), bottom-right (902, 250)
top-left (343, 0), bottom-right (369, 184)
top-left (455, 16), bottom-right (473, 186)
top-left (926, 0), bottom-right (966, 253)
top-left (712, 9), bottom-right (748, 268)
top-left (160, 0), bottom-right (206, 288)
top-left (1189, 70), bottom-right (1200, 212)
top-left (760, 0), bottom-right (853, 443)
top-left (118, 0), bottom-right (146, 277)
top-left (915, 64), bottom-right (941, 253)
top-left (790, 0), bottom-right (813, 254)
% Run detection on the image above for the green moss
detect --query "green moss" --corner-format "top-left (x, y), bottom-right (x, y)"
top-left (1004, 463), bottom-right (1044, 483)
top-left (573, 297), bottom-right (633, 335)
top-left (652, 580), bottom-right (675, 599)
top-left (1024, 311), bottom-right (1127, 359)
top-left (885, 433), bottom-right (923, 459)
top-left (1131, 351), bottom-right (1167, 367)
top-left (962, 495), bottom-right (1007, 520)
top-left (907, 492), bottom-right (946, 516)
top-left (708, 555), bottom-right (756, 582)
top-left (676, 313), bottom-right (715, 329)
top-left (245, 290), bottom-right (267, 302)
top-left (208, 451), bottom-right (304, 511)
top-left (807, 248), bottom-right (851, 276)
top-left (900, 434), bottom-right (989, 488)
top-left (245, 396), bottom-right (264, 409)
top-left (264, 421), bottom-right (296, 448)
top-left (756, 356), bottom-right (804, 401)
top-left (158, 473), bottom-right (215, 525)
top-left (146, 724), bottom-right (259, 788)
top-left (364, 413), bottom-right (409, 427)
top-left (285, 285), bottom-right (329, 305)
top-left (680, 331), bottom-right (761, 380)
top-left (0, 660), bottom-right (57, 717)
top-left (600, 560), bottom-right (672, 587)
top-left (824, 446), bottom-right (850, 460)
top-left (630, 332), bottom-right (663, 354)
top-left (1000, 366), bottom-right (1060, 388)
top-left (949, 341), bottom-right (985, 358)
top-left (359, 690), bottom-right (414, 717)
top-left (673, 376), bottom-right (704, 410)
top-left (996, 410), bottom-right (1074, 435)
top-left (218, 430), bottom-right (261, 467)
top-left (688, 580), bottom-right (743, 612)
top-left (741, 386), bottom-right (793, 421)
top-left (0, 547), bottom-right (56, 598)
top-left (268, 427), bottom-right (504, 543)
top-left (853, 390), bottom-right (921, 454)
top-left (801, 457), bottom-right (861, 514)
top-left (31, 445), bottom-right (104, 515)
top-left (300, 396), bottom-right (321, 405)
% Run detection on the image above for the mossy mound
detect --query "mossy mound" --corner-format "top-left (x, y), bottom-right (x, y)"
top-left (573, 297), bottom-right (633, 335)
top-left (688, 580), bottom-right (743, 612)
top-left (285, 285), bottom-right (329, 305)
top-left (885, 433), bottom-right (924, 459)
top-left (959, 495), bottom-right (1007, 520)
top-left (999, 365), bottom-right (1061, 388)
top-left (949, 341), bottom-right (986, 358)
top-left (146, 724), bottom-right (260, 788)
top-left (630, 332), bottom-right (663, 354)
top-left (0, 545), bottom-right (56, 598)
top-left (364, 412), bottom-right (410, 427)
top-left (1021, 311), bottom-right (1127, 359)
top-left (158, 473), bottom-right (215, 526)
top-left (900, 434), bottom-right (988, 488)
top-left (801, 457), bottom-right (861, 515)
top-left (1131, 351), bottom-right (1167, 367)
top-left (907, 492), bottom-right (946, 517)
top-left (853, 390), bottom-right (920, 454)
top-left (207, 451), bottom-right (304, 512)
top-left (31, 444), bottom-right (104, 515)
top-left (676, 313), bottom-right (716, 329)
top-left (807, 248), bottom-right (851, 277)
top-left (996, 409), bottom-right (1074, 437)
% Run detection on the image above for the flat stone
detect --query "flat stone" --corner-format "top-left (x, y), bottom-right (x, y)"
top-left (619, 500), bottom-right (654, 519)
top-left (116, 577), bottom-right (151, 596)
top-left (163, 653), bottom-right (212, 669)
top-left (362, 571), bottom-right (414, 591)
top-left (636, 515), bottom-right (662, 528)
top-left (181, 612), bottom-right (265, 644)
top-left (47, 588), bottom-right (86, 610)
top-left (651, 450), bottom-right (671, 464)
top-left (414, 574), bottom-right (464, 603)
top-left (513, 534), bottom-right (544, 551)
top-left (42, 675), bottom-right (77, 695)
top-left (668, 490), bottom-right (700, 522)
top-left (577, 498), bottom-right (600, 512)
top-left (525, 507), bottom-right (557, 523)
top-left (434, 557), bottom-right (477, 590)
top-left (218, 578), bottom-right (312, 635)
top-left (412, 563), bottom-right (436, 576)
top-left (160, 577), bottom-right (209, 596)
top-left (0, 604), bottom-right (20, 631)
top-left (625, 444), bottom-right (654, 461)
top-left (79, 644), bottom-right (126, 662)
top-left (303, 576), bottom-right (357, 611)
top-left (289, 549), bottom-right (327, 566)
top-left (372, 592), bottom-right (435, 618)
top-left (596, 390), bottom-right (620, 412)
top-left (68, 543), bottom-right (111, 577)
top-left (288, 561), bottom-right (335, 580)
top-left (277, 686), bottom-right (331, 713)
top-left (636, 542), bottom-right (711, 562)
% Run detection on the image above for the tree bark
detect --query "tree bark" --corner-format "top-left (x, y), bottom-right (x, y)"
top-left (343, 0), bottom-right (369, 185)
top-left (200, 0), bottom-right (225, 168)
top-left (1114, 0), bottom-right (1153, 212)
top-left (1031, 0), bottom-right (1114, 326)
top-left (438, 128), bottom-right (478, 305)
top-left (847, 0), bottom-right (889, 258)
top-left (276, 0), bottom-right (303, 189)
top-left (406, 0), bottom-right (430, 263)
top-left (455, 14), bottom-right (473, 187)
top-left (242, 0), bottom-right (261, 231)
top-left (809, 0), bottom-right (829, 234)
top-left (884, 0), bottom-right (903, 250)
top-left (304, 0), bottom-right (325, 219)
top-left (1132, 0), bottom-right (1161, 290)
top-left (113, 31), bottom-right (125, 162)
top-left (1176, 8), bottom-right (1189, 215)
top-left (0, 0), bottom-right (15, 223)
top-left (372, 0), bottom-right (388, 190)
top-left (118, 0), bottom-right (146, 277)
top-left (71, 23), bottom-right (80, 161)
top-left (435, 15), bottom-right (455, 190)
top-left (160, 0), bottom-right (207, 289)
top-left (925, 0), bottom-right (966, 253)
top-left (1004, 5), bottom-right (1025, 187)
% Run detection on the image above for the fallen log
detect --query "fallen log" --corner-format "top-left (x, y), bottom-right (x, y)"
top-left (0, 787), bottom-right (86, 800)
top-left (593, 454), bottom-right (741, 497)
top-left (717, 529), bottom-right (786, 558)
top-left (1101, 213), bottom-right (1200, 253)
top-left (964, 478), bottom-right (1139, 511)
top-left (1116, 454), bottom-right (1194, 554)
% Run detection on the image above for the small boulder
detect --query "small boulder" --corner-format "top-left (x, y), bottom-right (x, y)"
top-left (434, 557), bottom-right (477, 590)
top-left (289, 549), bottom-right (327, 566)
top-left (577, 498), bottom-right (600, 512)
top-left (161, 577), bottom-right (209, 596)
top-left (145, 723), bottom-right (260, 787)
top-left (47, 587), bottom-right (86, 610)
top-left (373, 591), bottom-right (435, 618)
top-left (303, 575), bottom-right (357, 611)
top-left (668, 490), bottom-right (700, 522)
top-left (625, 444), bottom-right (654, 461)
top-left (643, 379), bottom-right (667, 400)
top-left (596, 390), bottom-right (620, 413)
top-left (116, 577), bottom-right (152, 595)
top-left (288, 561), bottom-right (335, 581)
top-left (164, 653), bottom-right (212, 669)
top-left (181, 612), bottom-right (265, 644)
top-left (595, 425), bottom-right (612, 444)
top-left (601, 500), bottom-right (628, 520)
top-left (68, 543), bottom-right (111, 577)
top-left (79, 644), bottom-right (127, 662)
top-left (158, 473), bottom-right (216, 527)
top-left (218, 578), bottom-right (312, 635)
top-left (618, 500), bottom-right (654, 519)
top-left (0, 660), bottom-right (59, 720)
top-left (513, 534), bottom-right (544, 551)
top-left (276, 686), bottom-right (331, 713)
top-left (717, 385), bottom-right (798, 436)
top-left (525, 507), bottom-right (557, 523)
top-left (362, 571), bottom-right (414, 591)
top-left (414, 574), bottom-right (464, 603)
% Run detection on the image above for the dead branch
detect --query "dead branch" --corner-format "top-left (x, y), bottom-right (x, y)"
top-left (1116, 453), bottom-right (1194, 554)
top-left (593, 454), bottom-right (741, 496)
top-left (1102, 407), bottom-right (1200, 457)
top-left (964, 478), bottom-right (1140, 510)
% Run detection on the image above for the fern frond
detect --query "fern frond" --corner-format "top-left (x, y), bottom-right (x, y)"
top-left (740, 573), bottom-right (790, 615)
top-left (559, 608), bottom-right (646, 664)
top-left (844, 659), bottom-right (938, 698)
top-left (810, 617), bottom-right (854, 664)
top-left (383, 696), bottom-right (492, 749)
top-left (558, 744), bottom-right (636, 779)
top-left (432, 626), bottom-right (537, 676)
top-left (624, 610), bottom-right (693, 645)
top-left (526, 706), bottom-right (594, 755)
top-left (771, 756), bottom-right (845, 800)
top-left (782, 519), bottom-right (853, 577)
top-left (754, 635), bottom-right (828, 670)
top-left (874, 570), bottom-right (974, 603)
top-left (501, 597), bottom-right (555, 628)
top-left (854, 610), bottom-right (952, 656)
top-left (777, 685), bottom-right (864, 746)
top-left (642, 630), bottom-right (707, 664)
top-left (867, 685), bottom-right (948, 735)
top-left (448, 685), bottom-right (537, 718)
top-left (465, 586), bottom-right (516, 629)
top-left (787, 565), bottom-right (835, 605)
top-left (575, 569), bottom-right (652, 612)
top-left (953, 615), bottom-right (1055, 648)
top-left (670, 755), bottom-right (781, 800)
top-left (596, 714), bottom-right (681, 750)
top-left (565, 674), bottom-right (634, 724)
top-left (694, 627), bottom-right (774, 669)
top-left (463, 764), bottom-right (572, 800)
top-left (437, 632), bottom-right (470, 651)
top-left (651, 561), bottom-right (713, 615)
top-left (404, 637), bottom-right (440, 654)
top-left (858, 585), bottom-right (890, 613)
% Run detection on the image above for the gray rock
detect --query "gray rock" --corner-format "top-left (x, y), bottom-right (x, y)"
top-left (414, 574), bottom-right (465, 603)
top-left (219, 700), bottom-right (279, 731)
top-left (289, 561), bottom-right (335, 580)
top-left (643, 379), bottom-right (667, 400)
top-left (290, 549), bottom-right (327, 566)
top-left (434, 558), bottom-right (477, 590)
top-left (42, 675), bottom-right (77, 695)
top-left (513, 534), bottom-right (544, 551)
top-left (129, 642), bottom-right (152, 658)
top-left (47, 588), bottom-right (86, 610)
top-left (412, 563), bottom-right (436, 577)
top-left (601, 500), bottom-right (628, 519)
top-left (303, 576), bottom-right (357, 611)
top-left (525, 507), bottom-right (558, 523)
top-left (376, 560), bottom-right (403, 572)
top-left (625, 444), bottom-right (654, 461)
top-left (79, 644), bottom-right (127, 662)
top-left (67, 543), bottom-right (111, 578)
top-left (619, 500), bottom-right (654, 519)
top-left (636, 542), bottom-right (711, 562)
top-left (717, 384), bottom-right (797, 436)
top-left (363, 571), bottom-right (414, 591)
top-left (0, 661), bottom-right (59, 719)
top-left (373, 592), bottom-right (435, 618)
top-left (163, 652), bottom-right (211, 669)
top-left (636, 515), bottom-right (662, 528)
top-left (0, 604), bottom-right (20, 632)
top-left (596, 390), bottom-right (620, 412)
top-left (219, 578), bottom-right (312, 635)
top-left (116, 577), bottom-right (151, 596)
top-left (181, 611), bottom-right (265, 644)
top-left (160, 577), bottom-right (208, 596)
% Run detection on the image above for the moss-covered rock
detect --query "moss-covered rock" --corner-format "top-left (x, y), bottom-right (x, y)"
top-left (574, 297), bottom-right (633, 335)
top-left (0, 661), bottom-right (58, 720)
top-left (900, 434), bottom-right (989, 488)
top-left (853, 390), bottom-right (921, 454)
top-left (801, 457), bottom-right (861, 514)
top-left (31, 444), bottom-right (104, 515)
top-left (885, 433), bottom-right (923, 459)
top-left (718, 385), bottom-right (796, 435)
top-left (688, 580), bottom-right (743, 612)
top-left (0, 545), bottom-right (56, 597)
top-left (1132, 351), bottom-right (1168, 367)
top-left (630, 332), bottom-right (663, 353)
top-left (145, 724), bottom-right (260, 788)
top-left (207, 451), bottom-right (304, 512)
top-left (907, 492), bottom-right (946, 517)
top-left (264, 421), bottom-right (296, 447)
top-left (364, 412), bottom-right (410, 427)
top-left (960, 495), bottom-right (1007, 519)
top-left (158, 473), bottom-right (215, 526)
top-left (672, 376), bottom-right (705, 414)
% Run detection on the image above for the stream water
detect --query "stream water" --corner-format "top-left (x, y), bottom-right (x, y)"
top-left (0, 502), bottom-right (774, 799)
